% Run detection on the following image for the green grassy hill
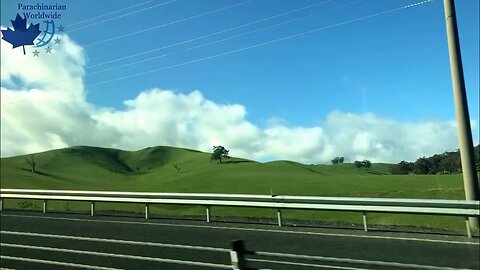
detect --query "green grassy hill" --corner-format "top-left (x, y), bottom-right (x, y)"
top-left (1, 145), bottom-right (464, 197)
top-left (0, 146), bottom-right (472, 232)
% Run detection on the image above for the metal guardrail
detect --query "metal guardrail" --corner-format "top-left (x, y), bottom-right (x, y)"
top-left (2, 188), bottom-right (479, 208)
top-left (0, 189), bottom-right (479, 237)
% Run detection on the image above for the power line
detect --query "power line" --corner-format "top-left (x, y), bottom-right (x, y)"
top-left (2, 0), bottom-right (256, 96)
top-left (88, 0), bottom-right (335, 69)
top-left (1, 0), bottom-right (434, 106)
top-left (85, 0), bottom-right (435, 88)
top-left (87, 0), bottom-right (364, 76)
top-left (83, 0), bottom-right (255, 48)
top-left (67, 0), bottom-right (178, 33)
top-left (66, 0), bottom-right (157, 28)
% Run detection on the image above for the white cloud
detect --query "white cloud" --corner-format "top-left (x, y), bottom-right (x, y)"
top-left (322, 111), bottom-right (466, 163)
top-left (1, 32), bottom-right (476, 163)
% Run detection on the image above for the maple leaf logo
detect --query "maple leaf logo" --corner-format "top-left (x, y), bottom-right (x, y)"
top-left (1, 13), bottom-right (41, 55)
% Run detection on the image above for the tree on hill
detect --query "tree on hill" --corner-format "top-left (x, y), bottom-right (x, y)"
top-left (389, 145), bottom-right (480, 175)
top-left (439, 155), bottom-right (459, 174)
top-left (354, 160), bottom-right (362, 169)
top-left (25, 154), bottom-right (36, 173)
top-left (353, 160), bottom-right (371, 169)
top-left (413, 157), bottom-right (431, 174)
top-left (331, 156), bottom-right (344, 164)
top-left (211, 146), bottom-right (230, 163)
top-left (390, 161), bottom-right (414, 175)
top-left (171, 162), bottom-right (182, 174)
top-left (362, 160), bottom-right (371, 169)
top-left (429, 154), bottom-right (444, 174)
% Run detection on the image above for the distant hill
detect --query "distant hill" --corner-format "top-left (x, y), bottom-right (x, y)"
top-left (1, 145), bottom-right (467, 202)
top-left (1, 145), bottom-right (404, 194)
top-left (2, 145), bottom-right (472, 233)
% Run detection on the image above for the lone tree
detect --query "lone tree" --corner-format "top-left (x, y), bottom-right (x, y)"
top-left (362, 160), bottom-right (371, 169)
top-left (353, 160), bottom-right (371, 170)
top-left (331, 156), bottom-right (345, 164)
top-left (171, 162), bottom-right (182, 174)
top-left (25, 154), bottom-right (36, 173)
top-left (211, 146), bottom-right (229, 163)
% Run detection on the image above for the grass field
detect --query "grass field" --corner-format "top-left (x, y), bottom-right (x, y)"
top-left (1, 145), bottom-right (477, 232)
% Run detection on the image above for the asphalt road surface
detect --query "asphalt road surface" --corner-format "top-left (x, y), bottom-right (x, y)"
top-left (0, 211), bottom-right (479, 270)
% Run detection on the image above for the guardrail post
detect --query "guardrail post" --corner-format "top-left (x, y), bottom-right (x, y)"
top-left (43, 200), bottom-right (47, 214)
top-left (362, 212), bottom-right (368, 232)
top-left (90, 202), bottom-right (95, 217)
top-left (206, 206), bottom-right (211, 223)
top-left (277, 209), bottom-right (282, 227)
top-left (230, 240), bottom-right (247, 270)
top-left (465, 217), bottom-right (472, 238)
top-left (145, 203), bottom-right (149, 219)
top-left (0, 199), bottom-right (3, 211)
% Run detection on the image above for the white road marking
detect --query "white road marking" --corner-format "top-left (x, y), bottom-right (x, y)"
top-left (249, 258), bottom-right (371, 270)
top-left (2, 230), bottom-right (474, 270)
top-left (1, 243), bottom-right (231, 269)
top-left (1, 213), bottom-right (478, 245)
top-left (253, 251), bottom-right (475, 270)
top-left (0, 230), bottom-right (229, 252)
top-left (0, 255), bottom-right (122, 270)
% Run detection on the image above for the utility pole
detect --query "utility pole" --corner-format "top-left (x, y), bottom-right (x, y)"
top-left (443, 0), bottom-right (479, 229)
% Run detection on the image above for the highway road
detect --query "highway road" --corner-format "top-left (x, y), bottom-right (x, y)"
top-left (0, 211), bottom-right (479, 269)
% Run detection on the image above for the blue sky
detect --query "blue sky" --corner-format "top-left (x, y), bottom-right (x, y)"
top-left (1, 0), bottom-right (479, 162)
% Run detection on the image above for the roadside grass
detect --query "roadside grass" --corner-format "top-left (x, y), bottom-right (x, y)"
top-left (1, 146), bottom-right (475, 232)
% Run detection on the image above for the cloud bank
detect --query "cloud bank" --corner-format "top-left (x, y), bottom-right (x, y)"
top-left (1, 34), bottom-right (475, 163)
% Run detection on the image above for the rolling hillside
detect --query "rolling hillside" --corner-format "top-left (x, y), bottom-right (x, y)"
top-left (1, 145), bottom-right (465, 197)
top-left (0, 146), bottom-right (471, 231)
